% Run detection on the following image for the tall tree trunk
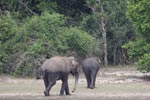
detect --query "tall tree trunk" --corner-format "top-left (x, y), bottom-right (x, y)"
top-left (113, 46), bottom-right (117, 65)
top-left (101, 6), bottom-right (108, 67)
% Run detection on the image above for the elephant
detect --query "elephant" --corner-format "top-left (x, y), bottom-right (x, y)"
top-left (82, 57), bottom-right (101, 89)
top-left (39, 56), bottom-right (79, 96)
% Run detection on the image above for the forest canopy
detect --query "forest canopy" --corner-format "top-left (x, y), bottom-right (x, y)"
top-left (0, 0), bottom-right (150, 76)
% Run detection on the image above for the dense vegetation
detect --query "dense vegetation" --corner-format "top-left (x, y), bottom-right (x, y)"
top-left (123, 0), bottom-right (150, 72)
top-left (0, 0), bottom-right (150, 76)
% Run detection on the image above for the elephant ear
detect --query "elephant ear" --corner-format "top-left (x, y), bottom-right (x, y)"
top-left (96, 57), bottom-right (101, 64)
top-left (68, 56), bottom-right (78, 70)
top-left (72, 58), bottom-right (78, 65)
top-left (98, 59), bottom-right (101, 63)
top-left (72, 60), bottom-right (76, 65)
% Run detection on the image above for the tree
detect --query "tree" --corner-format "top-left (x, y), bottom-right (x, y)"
top-left (1, 0), bottom-right (137, 76)
top-left (0, 0), bottom-right (58, 18)
top-left (127, 0), bottom-right (150, 42)
top-left (124, 0), bottom-right (150, 72)
top-left (55, 0), bottom-right (92, 17)
top-left (84, 0), bottom-right (108, 66)
top-left (82, 0), bottom-right (131, 65)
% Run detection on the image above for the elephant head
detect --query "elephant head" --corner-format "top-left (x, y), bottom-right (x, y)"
top-left (67, 56), bottom-right (79, 92)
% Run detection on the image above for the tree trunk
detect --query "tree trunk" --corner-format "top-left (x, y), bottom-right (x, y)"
top-left (101, 6), bottom-right (108, 67)
top-left (113, 46), bottom-right (117, 65)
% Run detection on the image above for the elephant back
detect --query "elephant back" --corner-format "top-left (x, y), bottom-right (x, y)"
top-left (41, 56), bottom-right (70, 72)
top-left (82, 57), bottom-right (101, 69)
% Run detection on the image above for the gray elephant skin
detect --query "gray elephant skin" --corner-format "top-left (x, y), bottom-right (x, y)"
top-left (82, 57), bottom-right (101, 89)
top-left (39, 56), bottom-right (79, 96)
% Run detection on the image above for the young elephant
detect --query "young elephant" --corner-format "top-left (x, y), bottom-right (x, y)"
top-left (40, 56), bottom-right (79, 96)
top-left (82, 57), bottom-right (101, 89)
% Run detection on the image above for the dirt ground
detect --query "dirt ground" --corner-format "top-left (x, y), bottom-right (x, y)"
top-left (0, 66), bottom-right (150, 100)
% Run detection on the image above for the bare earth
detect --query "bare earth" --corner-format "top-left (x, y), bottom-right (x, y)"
top-left (0, 66), bottom-right (150, 100)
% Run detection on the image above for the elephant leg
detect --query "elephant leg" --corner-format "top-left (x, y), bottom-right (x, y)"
top-left (43, 75), bottom-right (50, 96)
top-left (60, 75), bottom-right (69, 96)
top-left (44, 73), bottom-right (57, 96)
top-left (44, 80), bottom-right (56, 96)
top-left (89, 70), bottom-right (97, 89)
top-left (83, 70), bottom-right (91, 88)
top-left (65, 80), bottom-right (71, 95)
top-left (93, 70), bottom-right (98, 88)
top-left (43, 75), bottom-right (49, 89)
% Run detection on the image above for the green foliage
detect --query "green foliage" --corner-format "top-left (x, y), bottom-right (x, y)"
top-left (1, 0), bottom-right (140, 76)
top-left (0, 13), bottom-right (19, 74)
top-left (82, 0), bottom-right (132, 64)
top-left (0, 12), bottom-right (95, 76)
top-left (36, 0), bottom-right (58, 13)
top-left (55, 0), bottom-right (87, 17)
top-left (0, 15), bottom-right (16, 43)
top-left (127, 0), bottom-right (150, 41)
top-left (0, 0), bottom-right (58, 18)
top-left (126, 0), bottom-right (150, 72)
top-left (63, 27), bottom-right (95, 56)
top-left (123, 40), bottom-right (150, 72)
top-left (81, 14), bottom-right (104, 57)
top-left (122, 40), bottom-right (148, 58)
top-left (137, 53), bottom-right (150, 72)
top-left (24, 12), bottom-right (67, 56)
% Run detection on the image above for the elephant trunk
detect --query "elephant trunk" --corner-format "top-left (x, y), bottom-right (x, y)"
top-left (72, 72), bottom-right (79, 92)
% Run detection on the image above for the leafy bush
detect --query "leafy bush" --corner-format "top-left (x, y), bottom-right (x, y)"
top-left (63, 27), bottom-right (95, 56)
top-left (0, 12), bottom-right (95, 76)
top-left (126, 0), bottom-right (150, 72)
top-left (0, 14), bottom-right (19, 74)
top-left (137, 53), bottom-right (150, 72)
top-left (123, 39), bottom-right (150, 72)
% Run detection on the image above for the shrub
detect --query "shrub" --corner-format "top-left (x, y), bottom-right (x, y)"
top-left (7, 12), bottom-right (95, 76)
top-left (123, 39), bottom-right (150, 72)
top-left (136, 53), bottom-right (150, 72)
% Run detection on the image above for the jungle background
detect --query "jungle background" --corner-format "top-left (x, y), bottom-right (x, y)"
top-left (0, 0), bottom-right (150, 77)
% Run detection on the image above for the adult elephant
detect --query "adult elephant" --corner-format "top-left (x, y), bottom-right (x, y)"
top-left (82, 57), bottom-right (101, 89)
top-left (39, 56), bottom-right (79, 96)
